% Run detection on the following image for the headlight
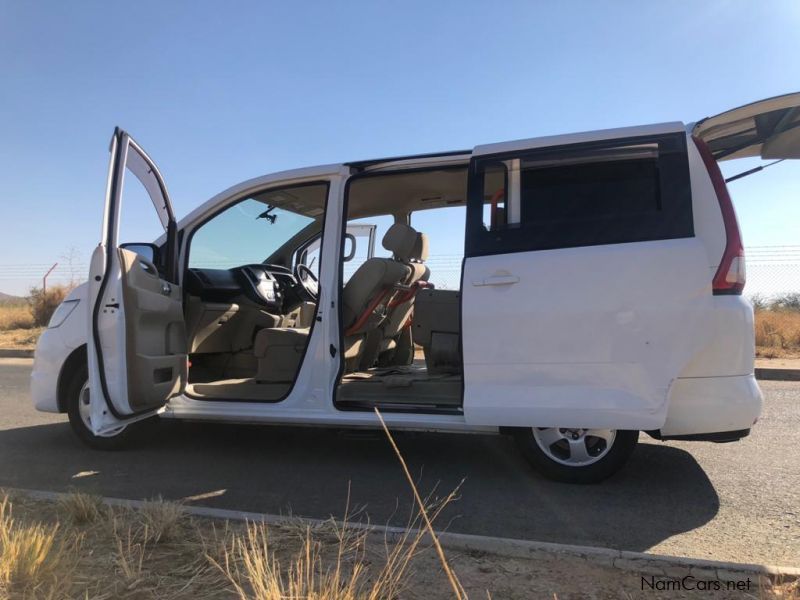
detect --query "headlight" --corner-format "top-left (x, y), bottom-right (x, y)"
top-left (48, 299), bottom-right (80, 328)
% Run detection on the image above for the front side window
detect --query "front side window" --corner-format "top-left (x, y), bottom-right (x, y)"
top-left (189, 183), bottom-right (328, 269)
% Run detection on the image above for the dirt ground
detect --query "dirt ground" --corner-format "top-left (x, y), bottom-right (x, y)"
top-left (1, 490), bottom-right (794, 600)
top-left (755, 357), bottom-right (800, 369)
top-left (0, 328), bottom-right (41, 351)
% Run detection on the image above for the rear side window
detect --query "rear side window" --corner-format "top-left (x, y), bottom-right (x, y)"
top-left (466, 133), bottom-right (693, 257)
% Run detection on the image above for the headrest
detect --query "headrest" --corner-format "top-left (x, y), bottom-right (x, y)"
top-left (410, 232), bottom-right (429, 262)
top-left (382, 223), bottom-right (427, 262)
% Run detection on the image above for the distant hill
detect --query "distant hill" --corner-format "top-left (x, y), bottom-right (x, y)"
top-left (0, 292), bottom-right (25, 304)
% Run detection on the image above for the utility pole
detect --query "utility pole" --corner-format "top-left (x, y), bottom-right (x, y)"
top-left (43, 263), bottom-right (58, 293)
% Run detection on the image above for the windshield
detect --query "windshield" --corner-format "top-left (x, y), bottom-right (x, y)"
top-left (188, 183), bottom-right (327, 269)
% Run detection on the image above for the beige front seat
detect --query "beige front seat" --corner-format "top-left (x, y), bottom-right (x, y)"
top-left (358, 231), bottom-right (430, 369)
top-left (254, 223), bottom-right (426, 382)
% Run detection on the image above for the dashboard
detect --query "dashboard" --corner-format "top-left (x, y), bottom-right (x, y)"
top-left (185, 264), bottom-right (302, 312)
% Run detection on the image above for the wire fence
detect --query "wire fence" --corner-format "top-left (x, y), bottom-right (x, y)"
top-left (1, 246), bottom-right (798, 300)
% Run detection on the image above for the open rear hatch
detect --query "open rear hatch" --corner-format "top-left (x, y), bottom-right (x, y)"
top-left (693, 92), bottom-right (800, 161)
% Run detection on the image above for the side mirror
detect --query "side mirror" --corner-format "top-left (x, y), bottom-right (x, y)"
top-left (120, 242), bottom-right (160, 266)
top-left (342, 234), bottom-right (357, 262)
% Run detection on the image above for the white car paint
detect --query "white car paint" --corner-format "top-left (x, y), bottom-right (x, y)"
top-left (30, 283), bottom-right (87, 413)
top-left (33, 93), bottom-right (800, 440)
top-left (462, 237), bottom-right (715, 430)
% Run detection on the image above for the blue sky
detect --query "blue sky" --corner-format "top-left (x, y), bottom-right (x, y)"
top-left (1, 0), bottom-right (799, 295)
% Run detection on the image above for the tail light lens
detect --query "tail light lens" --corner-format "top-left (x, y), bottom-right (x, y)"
top-left (692, 136), bottom-right (746, 295)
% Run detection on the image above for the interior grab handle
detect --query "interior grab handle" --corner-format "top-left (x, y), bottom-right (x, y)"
top-left (472, 275), bottom-right (520, 287)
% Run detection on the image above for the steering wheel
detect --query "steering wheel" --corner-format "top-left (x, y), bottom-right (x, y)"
top-left (294, 264), bottom-right (319, 301)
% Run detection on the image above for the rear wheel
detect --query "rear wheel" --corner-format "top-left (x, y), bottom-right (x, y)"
top-left (65, 363), bottom-right (145, 450)
top-left (513, 427), bottom-right (638, 484)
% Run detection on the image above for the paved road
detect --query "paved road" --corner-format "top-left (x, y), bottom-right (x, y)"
top-left (0, 358), bottom-right (797, 566)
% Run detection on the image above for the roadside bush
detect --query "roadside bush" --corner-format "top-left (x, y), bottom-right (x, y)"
top-left (0, 304), bottom-right (35, 331)
top-left (770, 292), bottom-right (800, 312)
top-left (27, 286), bottom-right (71, 327)
top-left (748, 293), bottom-right (768, 311)
top-left (755, 309), bottom-right (800, 355)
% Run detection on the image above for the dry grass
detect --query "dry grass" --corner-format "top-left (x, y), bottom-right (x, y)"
top-left (138, 496), bottom-right (185, 544)
top-left (0, 489), bottom-right (463, 600)
top-left (0, 301), bottom-right (42, 350)
top-left (215, 523), bottom-right (369, 600)
top-left (57, 491), bottom-right (102, 525)
top-left (0, 490), bottom-right (797, 599)
top-left (213, 484), bottom-right (462, 600)
top-left (0, 495), bottom-right (76, 599)
top-left (0, 303), bottom-right (35, 331)
top-left (0, 327), bottom-right (44, 350)
top-left (0, 285), bottom-right (76, 349)
top-left (766, 578), bottom-right (800, 600)
top-left (755, 309), bottom-right (800, 358)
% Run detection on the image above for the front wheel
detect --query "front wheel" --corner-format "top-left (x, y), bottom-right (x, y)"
top-left (65, 364), bottom-right (145, 450)
top-left (513, 427), bottom-right (638, 484)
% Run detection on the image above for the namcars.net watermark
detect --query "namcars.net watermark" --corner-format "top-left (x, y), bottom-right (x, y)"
top-left (642, 575), bottom-right (753, 593)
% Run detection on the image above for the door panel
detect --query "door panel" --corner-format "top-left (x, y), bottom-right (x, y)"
top-left (87, 129), bottom-right (185, 434)
top-left (118, 249), bottom-right (187, 411)
top-left (462, 239), bottom-right (712, 429)
top-left (462, 131), bottom-right (709, 430)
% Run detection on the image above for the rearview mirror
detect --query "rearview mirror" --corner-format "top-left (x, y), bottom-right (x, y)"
top-left (343, 234), bottom-right (356, 262)
top-left (120, 242), bottom-right (159, 266)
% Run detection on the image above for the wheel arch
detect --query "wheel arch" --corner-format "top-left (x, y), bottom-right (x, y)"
top-left (57, 344), bottom-right (87, 413)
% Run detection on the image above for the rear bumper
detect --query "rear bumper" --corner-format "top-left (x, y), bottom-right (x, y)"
top-left (648, 428), bottom-right (750, 443)
top-left (659, 374), bottom-right (762, 437)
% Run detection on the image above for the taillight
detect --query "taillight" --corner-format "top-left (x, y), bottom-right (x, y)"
top-left (692, 136), bottom-right (746, 295)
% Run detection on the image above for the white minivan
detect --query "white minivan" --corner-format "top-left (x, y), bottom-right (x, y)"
top-left (32, 93), bottom-right (799, 483)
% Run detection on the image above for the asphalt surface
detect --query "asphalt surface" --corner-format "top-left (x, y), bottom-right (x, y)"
top-left (0, 358), bottom-right (797, 566)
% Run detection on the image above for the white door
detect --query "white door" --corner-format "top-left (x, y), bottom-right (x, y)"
top-left (87, 128), bottom-right (187, 435)
top-left (461, 125), bottom-right (713, 430)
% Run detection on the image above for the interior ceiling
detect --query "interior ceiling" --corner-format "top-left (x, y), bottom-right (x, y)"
top-left (248, 169), bottom-right (469, 221)
top-left (347, 168), bottom-right (468, 219)
top-left (253, 182), bottom-right (329, 219)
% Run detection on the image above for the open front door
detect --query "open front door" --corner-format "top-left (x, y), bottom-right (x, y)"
top-left (693, 92), bottom-right (800, 160)
top-left (87, 128), bottom-right (187, 435)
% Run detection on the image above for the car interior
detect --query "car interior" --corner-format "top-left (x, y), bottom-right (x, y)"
top-left (179, 165), bottom-right (503, 413)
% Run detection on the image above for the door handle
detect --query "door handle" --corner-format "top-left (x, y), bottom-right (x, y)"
top-left (472, 275), bottom-right (520, 287)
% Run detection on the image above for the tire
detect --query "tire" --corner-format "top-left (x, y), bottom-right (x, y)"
top-left (65, 362), bottom-right (148, 450)
top-left (513, 427), bottom-right (638, 484)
